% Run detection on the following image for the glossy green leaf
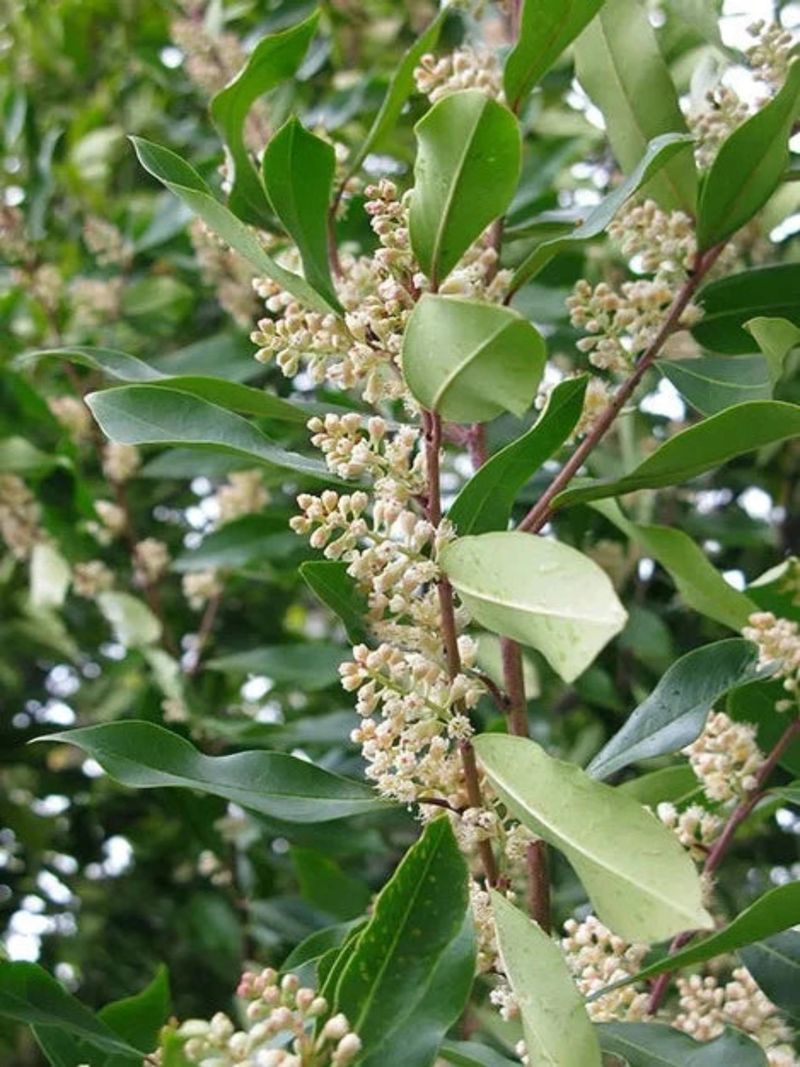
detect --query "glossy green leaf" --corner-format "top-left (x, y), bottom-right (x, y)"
top-left (334, 818), bottom-right (472, 1067)
top-left (697, 60), bottom-right (800, 250)
top-left (659, 355), bottom-right (774, 415)
top-left (475, 734), bottom-right (712, 942)
top-left (441, 532), bottom-right (627, 683)
top-left (0, 961), bottom-right (140, 1059)
top-left (409, 91), bottom-right (521, 286)
top-left (98, 966), bottom-right (171, 1064)
top-left (509, 133), bottom-right (693, 295)
top-left (261, 118), bottom-right (339, 310)
top-left (554, 401), bottom-right (800, 510)
top-left (130, 137), bottom-right (334, 313)
top-left (172, 515), bottom-right (297, 573)
top-left (504, 0), bottom-right (605, 112)
top-left (210, 12), bottom-right (318, 227)
top-left (292, 848), bottom-right (371, 921)
top-left (440, 1040), bottom-right (518, 1067)
top-left (449, 376), bottom-right (587, 535)
top-left (728, 679), bottom-right (800, 777)
top-left (24, 346), bottom-right (308, 423)
top-left (745, 316), bottom-right (800, 380)
top-left (492, 892), bottom-right (602, 1067)
top-left (597, 1022), bottom-right (768, 1067)
top-left (588, 639), bottom-right (764, 779)
top-left (96, 592), bottom-right (161, 648)
top-left (41, 721), bottom-right (386, 822)
top-left (740, 931), bottom-right (800, 1025)
top-left (401, 295), bottom-right (545, 423)
top-left (618, 765), bottom-right (702, 807)
top-left (207, 643), bottom-right (343, 690)
top-left (86, 386), bottom-right (330, 480)
top-left (573, 0), bottom-right (696, 211)
top-left (692, 266), bottom-right (800, 354)
top-left (0, 437), bottom-right (62, 476)
top-left (299, 560), bottom-right (368, 644)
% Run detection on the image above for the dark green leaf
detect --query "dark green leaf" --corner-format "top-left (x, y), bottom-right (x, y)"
top-left (210, 12), bottom-right (319, 227)
top-left (291, 848), bottom-right (371, 921)
top-left (692, 266), bottom-right (800, 354)
top-left (597, 1022), bottom-right (768, 1067)
top-left (99, 967), bottom-right (170, 1065)
top-left (697, 60), bottom-right (800, 250)
top-left (173, 515), bottom-right (298, 573)
top-left (300, 560), bottom-right (368, 644)
top-left (618, 765), bottom-right (702, 807)
top-left (659, 355), bottom-right (774, 415)
top-left (440, 1041), bottom-right (519, 1067)
top-left (728, 680), bottom-right (800, 777)
top-left (40, 721), bottom-right (386, 822)
top-left (449, 376), bottom-right (587, 535)
top-left (740, 931), bottom-right (800, 1025)
top-left (207, 643), bottom-right (343, 689)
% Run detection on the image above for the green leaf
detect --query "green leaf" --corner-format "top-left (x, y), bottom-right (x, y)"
top-left (85, 385), bottom-right (330, 480)
top-left (587, 639), bottom-right (764, 779)
top-left (659, 355), bottom-right (774, 416)
top-left (599, 882), bottom-right (800, 988)
top-left (475, 735), bottom-right (711, 942)
top-left (504, 0), bottom-right (606, 113)
top-left (409, 91), bottom-right (521, 287)
top-left (299, 560), bottom-right (368, 644)
top-left (728, 680), bottom-right (800, 778)
top-left (573, 0), bottom-right (696, 211)
top-left (440, 1041), bottom-right (519, 1067)
top-left (207, 643), bottom-right (343, 690)
top-left (333, 818), bottom-right (472, 1067)
top-left (130, 137), bottom-right (334, 314)
top-left (740, 931), bottom-right (800, 1026)
top-left (492, 893), bottom-right (602, 1067)
top-left (261, 118), bottom-right (340, 310)
top-left (401, 295), bottom-right (545, 423)
top-left (554, 401), bottom-right (800, 510)
top-left (0, 961), bottom-right (140, 1059)
top-left (96, 592), bottom-right (161, 649)
top-left (745, 316), bottom-right (800, 380)
top-left (509, 133), bottom-right (694, 294)
top-left (24, 346), bottom-right (308, 423)
top-left (30, 544), bottom-right (70, 610)
top-left (172, 515), bottom-right (297, 573)
top-left (449, 376), bottom-right (587, 535)
top-left (341, 9), bottom-right (446, 182)
top-left (40, 721), bottom-right (386, 823)
top-left (0, 437), bottom-right (62, 476)
top-left (98, 966), bottom-right (171, 1064)
top-left (477, 734), bottom-right (712, 942)
top-left (596, 1022), bottom-right (768, 1067)
top-left (618, 765), bottom-right (702, 807)
top-left (292, 848), bottom-right (371, 921)
top-left (441, 532), bottom-right (627, 683)
top-left (692, 266), bottom-right (800, 354)
top-left (209, 11), bottom-right (319, 228)
top-left (697, 60), bottom-right (800, 250)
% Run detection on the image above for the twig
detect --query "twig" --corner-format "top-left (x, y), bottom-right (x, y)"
top-left (184, 589), bottom-right (222, 677)
top-left (526, 838), bottom-right (551, 933)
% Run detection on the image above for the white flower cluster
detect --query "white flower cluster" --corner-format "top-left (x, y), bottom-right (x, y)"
top-left (414, 47), bottom-right (503, 104)
top-left (89, 500), bottom-right (127, 544)
top-left (607, 199), bottom-right (696, 281)
top-left (69, 277), bottom-right (124, 331)
top-left (102, 442), bottom-right (141, 484)
top-left (656, 802), bottom-right (722, 861)
top-left (743, 611), bottom-right (800, 711)
top-left (133, 538), bottom-right (170, 586)
top-left (747, 20), bottom-right (796, 91)
top-left (176, 968), bottom-right (361, 1067)
top-left (215, 469), bottom-right (270, 525)
top-left (682, 711), bottom-right (765, 803)
top-left (170, 6), bottom-right (247, 95)
top-left (82, 216), bottom-right (131, 268)
top-left (47, 396), bottom-right (92, 441)
top-left (0, 474), bottom-right (43, 560)
top-left (183, 569), bottom-right (223, 611)
top-left (72, 560), bottom-right (114, 599)
top-left (561, 915), bottom-right (650, 1023)
top-left (190, 218), bottom-right (261, 328)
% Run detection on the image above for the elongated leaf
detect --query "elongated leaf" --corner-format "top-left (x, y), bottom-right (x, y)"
top-left (440, 1041), bottom-right (519, 1067)
top-left (746, 316), bottom-right (800, 379)
top-left (0, 437), bottom-right (62, 476)
top-left (292, 848), bottom-right (371, 921)
top-left (659, 355), bottom-right (774, 416)
top-left (409, 91), bottom-right (521, 286)
top-left (597, 882), bottom-right (800, 989)
top-left (509, 133), bottom-right (693, 294)
top-left (86, 386), bottom-right (330, 480)
top-left (492, 893), bottom-right (602, 1067)
top-left (40, 721), bottom-right (386, 822)
top-left (504, 0), bottom-right (605, 112)
top-left (697, 60), bottom-right (800, 250)
top-left (300, 560), bottom-right (368, 644)
top-left (99, 966), bottom-right (171, 1064)
top-left (210, 12), bottom-right (318, 227)
top-left (130, 137), bottom-right (334, 313)
top-left (173, 515), bottom-right (297, 573)
top-left (692, 265), bottom-right (800, 354)
top-left (554, 401), bottom-right (800, 510)
top-left (334, 818), bottom-right (471, 1067)
top-left (207, 643), bottom-right (343, 689)
top-left (573, 0), bottom-right (696, 211)
top-left (23, 346), bottom-right (308, 423)
top-left (740, 931), bottom-right (800, 1025)
top-left (449, 377), bottom-right (587, 535)
top-left (597, 1023), bottom-right (768, 1067)
top-left (441, 532), bottom-right (627, 683)
top-left (728, 680), bottom-right (800, 778)
top-left (261, 118), bottom-right (339, 310)
top-left (475, 735), bottom-right (712, 942)
top-left (343, 8), bottom-right (446, 182)
top-left (0, 961), bottom-right (140, 1059)
top-left (588, 639), bottom-right (764, 779)
top-left (618, 765), bottom-right (702, 807)
top-left (402, 295), bottom-right (545, 423)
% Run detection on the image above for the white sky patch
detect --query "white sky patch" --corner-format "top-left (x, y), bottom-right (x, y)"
top-left (241, 675), bottom-right (274, 701)
top-left (738, 486), bottom-right (773, 520)
top-left (771, 212), bottom-right (800, 241)
top-left (160, 46), bottom-right (184, 69)
top-left (638, 558), bottom-right (655, 581)
top-left (639, 378), bottom-right (686, 421)
top-left (723, 568), bottom-right (747, 590)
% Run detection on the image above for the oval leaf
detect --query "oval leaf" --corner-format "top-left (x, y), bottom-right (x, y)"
top-left (746, 316), bottom-right (800, 379)
top-left (409, 91), bottom-right (521, 286)
top-left (659, 354), bottom-right (774, 416)
top-left (40, 721), bottom-right (386, 822)
top-left (475, 734), bottom-right (712, 943)
top-left (441, 532), bottom-right (627, 683)
top-left (692, 265), bottom-right (800, 354)
top-left (402, 295), bottom-right (545, 423)
top-left (492, 892), bottom-right (602, 1067)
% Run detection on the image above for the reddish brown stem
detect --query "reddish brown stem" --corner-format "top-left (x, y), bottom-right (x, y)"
top-left (526, 839), bottom-right (551, 933)
top-left (501, 636), bottom-right (528, 738)
top-left (185, 590), bottom-right (222, 677)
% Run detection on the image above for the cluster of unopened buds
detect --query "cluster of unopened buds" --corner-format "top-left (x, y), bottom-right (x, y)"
top-left (175, 968), bottom-right (361, 1066)
top-left (607, 199), bottom-right (696, 280)
top-left (656, 802), bottom-right (722, 861)
top-left (102, 442), bottom-right (141, 484)
top-left (133, 538), bottom-right (170, 586)
top-left (183, 569), bottom-right (223, 611)
top-left (743, 610), bottom-right (800, 711)
top-left (47, 395), bottom-right (92, 441)
top-left (414, 46), bottom-right (503, 104)
top-left (746, 19), bottom-right (796, 90)
top-left (215, 470), bottom-right (270, 525)
top-left (682, 711), bottom-right (765, 803)
top-left (561, 915), bottom-right (650, 1023)
top-left (0, 474), bottom-right (43, 560)
top-left (72, 559), bottom-right (115, 599)
top-left (82, 216), bottom-right (132, 268)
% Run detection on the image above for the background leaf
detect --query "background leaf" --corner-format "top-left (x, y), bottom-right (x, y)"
top-left (596, 1022), bottom-right (768, 1066)
top-left (692, 266), bottom-right (800, 354)
top-left (740, 931), bottom-right (800, 1026)
top-left (659, 355), bottom-right (775, 415)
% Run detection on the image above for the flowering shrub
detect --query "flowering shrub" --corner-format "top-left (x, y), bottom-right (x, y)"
top-left (2, 1), bottom-right (800, 1066)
